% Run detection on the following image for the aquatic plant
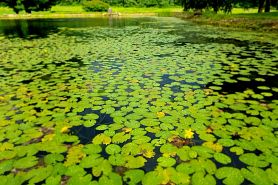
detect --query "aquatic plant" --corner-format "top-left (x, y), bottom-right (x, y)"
top-left (0, 17), bottom-right (277, 185)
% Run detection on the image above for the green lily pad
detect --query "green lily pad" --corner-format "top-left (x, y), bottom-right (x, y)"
top-left (239, 153), bottom-right (269, 167)
top-left (105, 144), bottom-right (121, 155)
top-left (216, 167), bottom-right (244, 185)
top-left (13, 156), bottom-right (38, 169)
top-left (123, 170), bottom-right (145, 185)
top-left (157, 157), bottom-right (176, 167)
top-left (214, 153), bottom-right (231, 164)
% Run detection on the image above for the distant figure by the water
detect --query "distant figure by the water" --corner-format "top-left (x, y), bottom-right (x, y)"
top-left (106, 8), bottom-right (120, 16)
top-left (108, 8), bottom-right (112, 14)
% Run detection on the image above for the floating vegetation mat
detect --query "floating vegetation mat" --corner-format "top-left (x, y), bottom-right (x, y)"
top-left (0, 17), bottom-right (278, 185)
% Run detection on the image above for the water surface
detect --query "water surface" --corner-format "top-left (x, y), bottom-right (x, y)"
top-left (0, 17), bottom-right (277, 185)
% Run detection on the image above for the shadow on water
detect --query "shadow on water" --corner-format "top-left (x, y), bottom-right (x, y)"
top-left (0, 17), bottom-right (155, 38)
top-left (207, 74), bottom-right (278, 100)
top-left (174, 34), bottom-right (275, 48)
top-left (0, 19), bottom-right (58, 38)
top-left (70, 108), bottom-right (114, 144)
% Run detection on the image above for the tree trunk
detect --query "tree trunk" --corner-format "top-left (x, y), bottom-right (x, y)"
top-left (14, 8), bottom-right (19, 14)
top-left (258, 0), bottom-right (265, 13)
top-left (212, 0), bottom-right (219, 13)
top-left (265, 0), bottom-right (271, 12)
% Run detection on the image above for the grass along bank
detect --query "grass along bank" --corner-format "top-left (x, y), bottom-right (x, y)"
top-left (0, 6), bottom-right (277, 31)
top-left (174, 9), bottom-right (278, 32)
top-left (0, 6), bottom-right (182, 19)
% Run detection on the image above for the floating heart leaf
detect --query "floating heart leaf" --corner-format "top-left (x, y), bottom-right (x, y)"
top-left (216, 167), bottom-right (244, 185)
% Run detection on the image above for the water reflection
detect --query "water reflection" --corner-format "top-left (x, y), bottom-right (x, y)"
top-left (0, 17), bottom-right (155, 38)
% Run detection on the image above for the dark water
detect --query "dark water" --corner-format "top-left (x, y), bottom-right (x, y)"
top-left (0, 16), bottom-right (277, 184)
top-left (0, 17), bottom-right (155, 38)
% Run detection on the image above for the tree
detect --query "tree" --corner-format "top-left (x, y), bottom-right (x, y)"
top-left (265, 0), bottom-right (271, 12)
top-left (181, 0), bottom-right (208, 11)
top-left (257, 0), bottom-right (272, 13)
top-left (181, 0), bottom-right (233, 13)
top-left (235, 0), bottom-right (276, 12)
top-left (4, 0), bottom-right (58, 14)
top-left (258, 0), bottom-right (265, 12)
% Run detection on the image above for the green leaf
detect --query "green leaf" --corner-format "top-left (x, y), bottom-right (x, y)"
top-left (123, 170), bottom-right (145, 185)
top-left (65, 165), bottom-right (87, 177)
top-left (214, 153), bottom-right (231, 164)
top-left (80, 154), bottom-right (102, 168)
top-left (28, 165), bottom-right (53, 184)
top-left (176, 163), bottom-right (195, 175)
top-left (241, 167), bottom-right (272, 185)
top-left (112, 132), bottom-right (130, 144)
top-left (93, 159), bottom-right (112, 177)
top-left (239, 153), bottom-right (269, 167)
top-left (157, 157), bottom-right (176, 167)
top-left (98, 172), bottom-right (122, 185)
top-left (68, 174), bottom-right (93, 185)
top-left (230, 147), bottom-right (244, 155)
top-left (83, 144), bottom-right (102, 154)
top-left (266, 165), bottom-right (278, 184)
top-left (105, 144), bottom-right (121, 155)
top-left (192, 171), bottom-right (216, 185)
top-left (108, 154), bottom-right (126, 166)
top-left (13, 156), bottom-right (38, 169)
top-left (0, 159), bottom-right (14, 175)
top-left (142, 171), bottom-right (163, 185)
top-left (45, 175), bottom-right (61, 185)
top-left (125, 156), bottom-right (146, 169)
top-left (93, 134), bottom-right (111, 145)
top-left (44, 154), bottom-right (64, 165)
top-left (216, 167), bottom-right (244, 185)
top-left (218, 139), bottom-right (235, 147)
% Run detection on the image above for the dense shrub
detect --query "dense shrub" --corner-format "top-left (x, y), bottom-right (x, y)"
top-left (83, 0), bottom-right (109, 12)
top-left (57, 0), bottom-right (84, 5)
top-left (3, 0), bottom-right (58, 13)
top-left (0, 2), bottom-right (7, 7)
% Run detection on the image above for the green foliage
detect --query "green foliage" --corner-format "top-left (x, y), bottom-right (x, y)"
top-left (181, 0), bottom-right (235, 13)
top-left (214, 153), bottom-right (231, 164)
top-left (101, 0), bottom-right (177, 7)
top-left (239, 153), bottom-right (269, 167)
top-left (216, 167), bottom-right (244, 185)
top-left (0, 16), bottom-right (277, 185)
top-left (13, 156), bottom-right (38, 169)
top-left (123, 170), bottom-right (145, 184)
top-left (82, 0), bottom-right (109, 12)
top-left (3, 0), bottom-right (58, 13)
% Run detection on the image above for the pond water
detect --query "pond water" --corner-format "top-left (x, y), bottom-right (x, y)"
top-left (0, 17), bottom-right (277, 185)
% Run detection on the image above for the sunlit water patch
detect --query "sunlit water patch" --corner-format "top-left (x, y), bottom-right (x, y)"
top-left (0, 17), bottom-right (277, 185)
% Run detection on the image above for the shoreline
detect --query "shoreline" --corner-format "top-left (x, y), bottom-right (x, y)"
top-left (0, 13), bottom-right (158, 20)
top-left (174, 12), bottom-right (278, 32)
top-left (0, 11), bottom-right (277, 32)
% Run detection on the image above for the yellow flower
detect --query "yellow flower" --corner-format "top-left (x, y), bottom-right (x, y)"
top-left (122, 127), bottom-right (132, 133)
top-left (184, 129), bottom-right (194, 139)
top-left (206, 127), bottom-right (213, 133)
top-left (156, 112), bottom-right (165, 118)
top-left (203, 141), bottom-right (223, 152)
top-left (42, 134), bottom-right (55, 142)
top-left (0, 96), bottom-right (5, 102)
top-left (61, 126), bottom-right (70, 133)
top-left (0, 142), bottom-right (14, 152)
top-left (130, 79), bottom-right (139, 83)
top-left (143, 150), bottom-right (155, 158)
top-left (102, 137), bottom-right (112, 145)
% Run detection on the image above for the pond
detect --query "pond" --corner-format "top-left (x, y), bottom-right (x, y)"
top-left (0, 17), bottom-right (277, 185)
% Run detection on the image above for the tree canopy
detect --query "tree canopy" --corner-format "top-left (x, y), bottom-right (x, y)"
top-left (181, 0), bottom-right (277, 13)
top-left (3, 0), bottom-right (277, 14)
top-left (181, 0), bottom-right (233, 13)
top-left (4, 0), bottom-right (58, 13)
